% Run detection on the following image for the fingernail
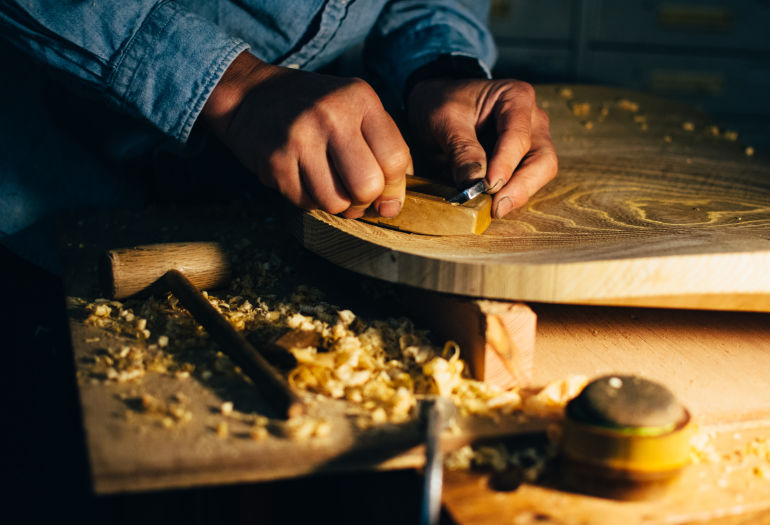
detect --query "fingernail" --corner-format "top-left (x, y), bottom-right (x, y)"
top-left (377, 199), bottom-right (402, 218)
top-left (494, 197), bottom-right (513, 218)
top-left (487, 179), bottom-right (503, 193)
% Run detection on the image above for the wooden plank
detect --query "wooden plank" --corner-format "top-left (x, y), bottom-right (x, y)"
top-left (442, 424), bottom-right (770, 525)
top-left (531, 304), bottom-right (770, 426)
top-left (441, 303), bottom-right (770, 524)
top-left (70, 313), bottom-right (546, 493)
top-left (290, 85), bottom-right (770, 312)
top-left (58, 206), bottom-right (547, 495)
top-left (66, 299), bottom-right (770, 494)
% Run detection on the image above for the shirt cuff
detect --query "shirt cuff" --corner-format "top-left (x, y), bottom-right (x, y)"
top-left (365, 19), bottom-right (496, 107)
top-left (403, 53), bottom-right (491, 104)
top-left (109, 1), bottom-right (249, 143)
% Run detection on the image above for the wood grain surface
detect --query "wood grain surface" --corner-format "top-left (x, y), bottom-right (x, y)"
top-left (103, 242), bottom-right (232, 299)
top-left (292, 85), bottom-right (770, 311)
top-left (443, 424), bottom-right (770, 525)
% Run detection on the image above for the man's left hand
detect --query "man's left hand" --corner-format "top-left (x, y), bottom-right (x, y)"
top-left (407, 78), bottom-right (557, 218)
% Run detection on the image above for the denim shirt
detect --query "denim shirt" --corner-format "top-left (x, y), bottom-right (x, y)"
top-left (0, 1), bottom-right (495, 269)
top-left (0, 0), bottom-right (495, 143)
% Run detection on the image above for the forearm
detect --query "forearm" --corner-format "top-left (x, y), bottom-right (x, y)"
top-left (200, 51), bottom-right (283, 141)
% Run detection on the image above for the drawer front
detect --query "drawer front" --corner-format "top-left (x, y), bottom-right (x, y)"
top-left (489, 0), bottom-right (574, 40)
top-left (585, 0), bottom-right (770, 51)
top-left (582, 50), bottom-right (770, 115)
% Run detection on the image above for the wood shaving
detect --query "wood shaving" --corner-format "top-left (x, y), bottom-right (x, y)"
top-left (690, 430), bottom-right (719, 464)
top-left (284, 416), bottom-right (331, 441)
top-left (521, 375), bottom-right (589, 418)
top-left (616, 99), bottom-right (640, 113)
top-left (72, 239), bottom-right (587, 441)
top-left (124, 393), bottom-right (194, 427)
top-left (445, 443), bottom-right (550, 482)
top-left (286, 312), bottom-right (517, 424)
top-left (568, 101), bottom-right (591, 117)
top-left (250, 425), bottom-right (269, 441)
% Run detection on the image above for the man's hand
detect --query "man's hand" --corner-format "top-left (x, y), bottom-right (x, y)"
top-left (407, 78), bottom-right (557, 218)
top-left (202, 52), bottom-right (411, 219)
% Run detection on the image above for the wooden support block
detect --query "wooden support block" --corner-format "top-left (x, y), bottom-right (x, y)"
top-left (400, 287), bottom-right (536, 390)
top-left (361, 176), bottom-right (492, 236)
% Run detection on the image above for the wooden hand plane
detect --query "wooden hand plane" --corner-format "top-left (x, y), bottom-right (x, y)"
top-left (361, 176), bottom-right (492, 236)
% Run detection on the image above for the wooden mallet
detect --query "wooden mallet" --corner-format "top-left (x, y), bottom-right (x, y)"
top-left (100, 242), bottom-right (304, 419)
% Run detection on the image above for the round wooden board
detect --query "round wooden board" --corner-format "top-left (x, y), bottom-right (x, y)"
top-left (290, 86), bottom-right (770, 312)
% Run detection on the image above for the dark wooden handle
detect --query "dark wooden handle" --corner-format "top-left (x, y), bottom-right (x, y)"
top-left (164, 269), bottom-right (305, 419)
top-left (101, 242), bottom-right (231, 299)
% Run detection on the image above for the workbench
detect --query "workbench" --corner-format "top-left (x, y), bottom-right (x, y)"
top-left (55, 85), bottom-right (770, 523)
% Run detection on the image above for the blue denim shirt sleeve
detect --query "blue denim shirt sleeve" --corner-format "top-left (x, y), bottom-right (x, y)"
top-left (365, 0), bottom-right (497, 101)
top-left (0, 1), bottom-right (249, 143)
top-left (0, 1), bottom-right (494, 143)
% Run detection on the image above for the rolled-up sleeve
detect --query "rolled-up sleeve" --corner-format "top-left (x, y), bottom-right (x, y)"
top-left (0, 1), bottom-right (249, 143)
top-left (364, 0), bottom-right (497, 101)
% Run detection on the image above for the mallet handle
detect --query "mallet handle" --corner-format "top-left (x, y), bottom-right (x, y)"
top-left (164, 269), bottom-right (305, 418)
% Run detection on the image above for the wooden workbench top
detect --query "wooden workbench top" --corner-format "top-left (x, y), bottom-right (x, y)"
top-left (59, 85), bottom-right (770, 523)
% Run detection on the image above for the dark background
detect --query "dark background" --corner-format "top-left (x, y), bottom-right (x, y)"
top-left (487, 0), bottom-right (770, 152)
top-left (336, 0), bottom-right (770, 152)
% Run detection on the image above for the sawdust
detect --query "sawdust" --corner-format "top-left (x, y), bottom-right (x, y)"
top-left (445, 443), bottom-right (550, 482)
top-left (72, 237), bottom-right (586, 441)
top-left (568, 101), bottom-right (591, 117)
top-left (617, 99), bottom-right (640, 113)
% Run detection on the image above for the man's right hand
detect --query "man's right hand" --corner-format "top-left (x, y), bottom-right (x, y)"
top-left (201, 51), bottom-right (410, 219)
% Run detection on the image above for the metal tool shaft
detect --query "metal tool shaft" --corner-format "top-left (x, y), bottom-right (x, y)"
top-left (421, 399), bottom-right (444, 525)
top-left (448, 179), bottom-right (489, 204)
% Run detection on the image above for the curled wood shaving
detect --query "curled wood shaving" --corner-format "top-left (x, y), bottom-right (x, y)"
top-left (73, 242), bottom-right (588, 438)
